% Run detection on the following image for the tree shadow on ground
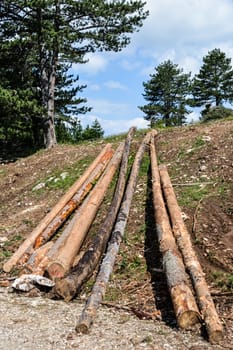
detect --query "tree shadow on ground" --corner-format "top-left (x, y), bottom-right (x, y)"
top-left (0, 141), bottom-right (39, 163)
top-left (144, 165), bottom-right (177, 328)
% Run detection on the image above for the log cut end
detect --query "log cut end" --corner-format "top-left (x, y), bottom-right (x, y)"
top-left (171, 283), bottom-right (201, 329)
top-left (2, 261), bottom-right (12, 273)
top-left (208, 329), bottom-right (224, 344)
top-left (46, 262), bottom-right (66, 280)
top-left (75, 321), bottom-right (90, 334)
top-left (177, 310), bottom-right (200, 329)
top-left (54, 278), bottom-right (77, 302)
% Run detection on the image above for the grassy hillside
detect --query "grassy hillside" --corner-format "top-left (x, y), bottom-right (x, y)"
top-left (0, 118), bottom-right (232, 343)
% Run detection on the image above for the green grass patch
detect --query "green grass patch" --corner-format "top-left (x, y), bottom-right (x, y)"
top-left (177, 184), bottom-right (210, 208)
top-left (32, 155), bottom-right (94, 193)
top-left (193, 136), bottom-right (206, 148)
top-left (210, 271), bottom-right (233, 291)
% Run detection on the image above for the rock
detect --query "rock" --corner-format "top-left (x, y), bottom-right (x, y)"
top-left (202, 135), bottom-right (211, 142)
top-left (60, 172), bottom-right (68, 180)
top-left (32, 182), bottom-right (46, 191)
top-left (199, 165), bottom-right (207, 172)
top-left (12, 274), bottom-right (55, 292)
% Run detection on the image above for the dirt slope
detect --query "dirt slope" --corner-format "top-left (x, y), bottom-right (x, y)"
top-left (0, 120), bottom-right (232, 349)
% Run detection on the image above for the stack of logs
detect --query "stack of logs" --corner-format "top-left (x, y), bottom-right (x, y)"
top-left (3, 128), bottom-right (223, 344)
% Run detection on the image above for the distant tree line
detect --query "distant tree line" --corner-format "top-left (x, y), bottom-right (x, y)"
top-left (56, 118), bottom-right (104, 143)
top-left (139, 48), bottom-right (233, 127)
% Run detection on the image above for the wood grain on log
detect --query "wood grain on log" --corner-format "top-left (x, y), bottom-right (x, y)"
top-left (76, 130), bottom-right (155, 333)
top-left (159, 165), bottom-right (224, 343)
top-left (3, 144), bottom-right (113, 272)
top-left (45, 143), bottom-right (124, 279)
top-left (54, 127), bottom-right (136, 301)
top-left (150, 139), bottom-right (200, 329)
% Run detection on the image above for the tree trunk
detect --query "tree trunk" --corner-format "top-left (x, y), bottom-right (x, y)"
top-left (43, 118), bottom-right (57, 149)
top-left (76, 131), bottom-right (154, 334)
top-left (3, 144), bottom-right (113, 273)
top-left (53, 127), bottom-right (136, 301)
top-left (150, 140), bottom-right (200, 329)
top-left (159, 165), bottom-right (224, 343)
top-left (45, 143), bottom-right (124, 279)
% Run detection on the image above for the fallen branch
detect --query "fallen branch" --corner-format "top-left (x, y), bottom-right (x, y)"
top-left (45, 143), bottom-right (125, 279)
top-left (76, 130), bottom-right (155, 334)
top-left (150, 139), bottom-right (200, 329)
top-left (159, 165), bottom-right (224, 343)
top-left (54, 127), bottom-right (136, 301)
top-left (3, 144), bottom-right (113, 273)
top-left (101, 301), bottom-right (161, 320)
top-left (172, 182), bottom-right (214, 187)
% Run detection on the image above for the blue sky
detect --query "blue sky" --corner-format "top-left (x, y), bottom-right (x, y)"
top-left (72, 0), bottom-right (233, 136)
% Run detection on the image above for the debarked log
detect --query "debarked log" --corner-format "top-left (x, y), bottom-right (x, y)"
top-left (18, 146), bottom-right (114, 269)
top-left (45, 143), bottom-right (125, 279)
top-left (76, 131), bottom-right (155, 334)
top-left (3, 143), bottom-right (113, 273)
top-left (150, 139), bottom-right (200, 329)
top-left (54, 127), bottom-right (136, 301)
top-left (159, 165), bottom-right (224, 343)
top-left (34, 146), bottom-right (113, 249)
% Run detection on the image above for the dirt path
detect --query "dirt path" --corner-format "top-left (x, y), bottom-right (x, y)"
top-left (0, 287), bottom-right (226, 350)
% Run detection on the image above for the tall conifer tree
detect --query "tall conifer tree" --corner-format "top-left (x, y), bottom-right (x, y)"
top-left (0, 1), bottom-right (148, 148)
top-left (192, 48), bottom-right (233, 107)
top-left (139, 60), bottom-right (191, 127)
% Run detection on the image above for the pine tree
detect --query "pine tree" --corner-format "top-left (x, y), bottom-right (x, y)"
top-left (192, 48), bottom-right (233, 107)
top-left (0, 1), bottom-right (148, 148)
top-left (139, 60), bottom-right (191, 127)
top-left (90, 119), bottom-right (104, 139)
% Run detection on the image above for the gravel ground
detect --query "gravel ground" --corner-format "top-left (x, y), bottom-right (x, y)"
top-left (0, 288), bottom-right (227, 350)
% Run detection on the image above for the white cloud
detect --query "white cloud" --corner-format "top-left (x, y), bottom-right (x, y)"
top-left (73, 53), bottom-right (108, 75)
top-left (120, 59), bottom-right (142, 71)
top-left (104, 80), bottom-right (127, 90)
top-left (88, 99), bottom-right (132, 117)
top-left (78, 114), bottom-right (148, 136)
top-left (125, 0), bottom-right (233, 78)
top-left (89, 83), bottom-right (101, 91)
top-left (134, 0), bottom-right (233, 49)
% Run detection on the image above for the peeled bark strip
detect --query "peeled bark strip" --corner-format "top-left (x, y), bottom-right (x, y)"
top-left (34, 148), bottom-right (113, 248)
top-left (3, 144), bottom-right (113, 273)
top-left (76, 131), bottom-right (154, 334)
top-left (46, 143), bottom-right (124, 279)
top-left (54, 127), bottom-right (136, 301)
top-left (150, 140), bottom-right (200, 329)
top-left (159, 165), bottom-right (224, 343)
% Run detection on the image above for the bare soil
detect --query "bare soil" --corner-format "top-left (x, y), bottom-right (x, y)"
top-left (0, 120), bottom-right (233, 349)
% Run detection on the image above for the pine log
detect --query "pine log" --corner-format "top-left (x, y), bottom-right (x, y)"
top-left (54, 127), bottom-right (136, 301)
top-left (45, 143), bottom-right (124, 279)
top-left (17, 147), bottom-right (113, 269)
top-left (76, 131), bottom-right (154, 334)
top-left (32, 210), bottom-right (80, 275)
top-left (150, 140), bottom-right (200, 329)
top-left (33, 147), bottom-right (113, 248)
top-left (3, 144), bottom-right (113, 273)
top-left (159, 165), bottom-right (224, 343)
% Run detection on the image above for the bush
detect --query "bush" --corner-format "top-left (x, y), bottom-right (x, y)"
top-left (201, 105), bottom-right (233, 122)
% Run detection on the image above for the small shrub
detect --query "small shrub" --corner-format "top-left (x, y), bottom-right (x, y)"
top-left (201, 106), bottom-right (233, 122)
